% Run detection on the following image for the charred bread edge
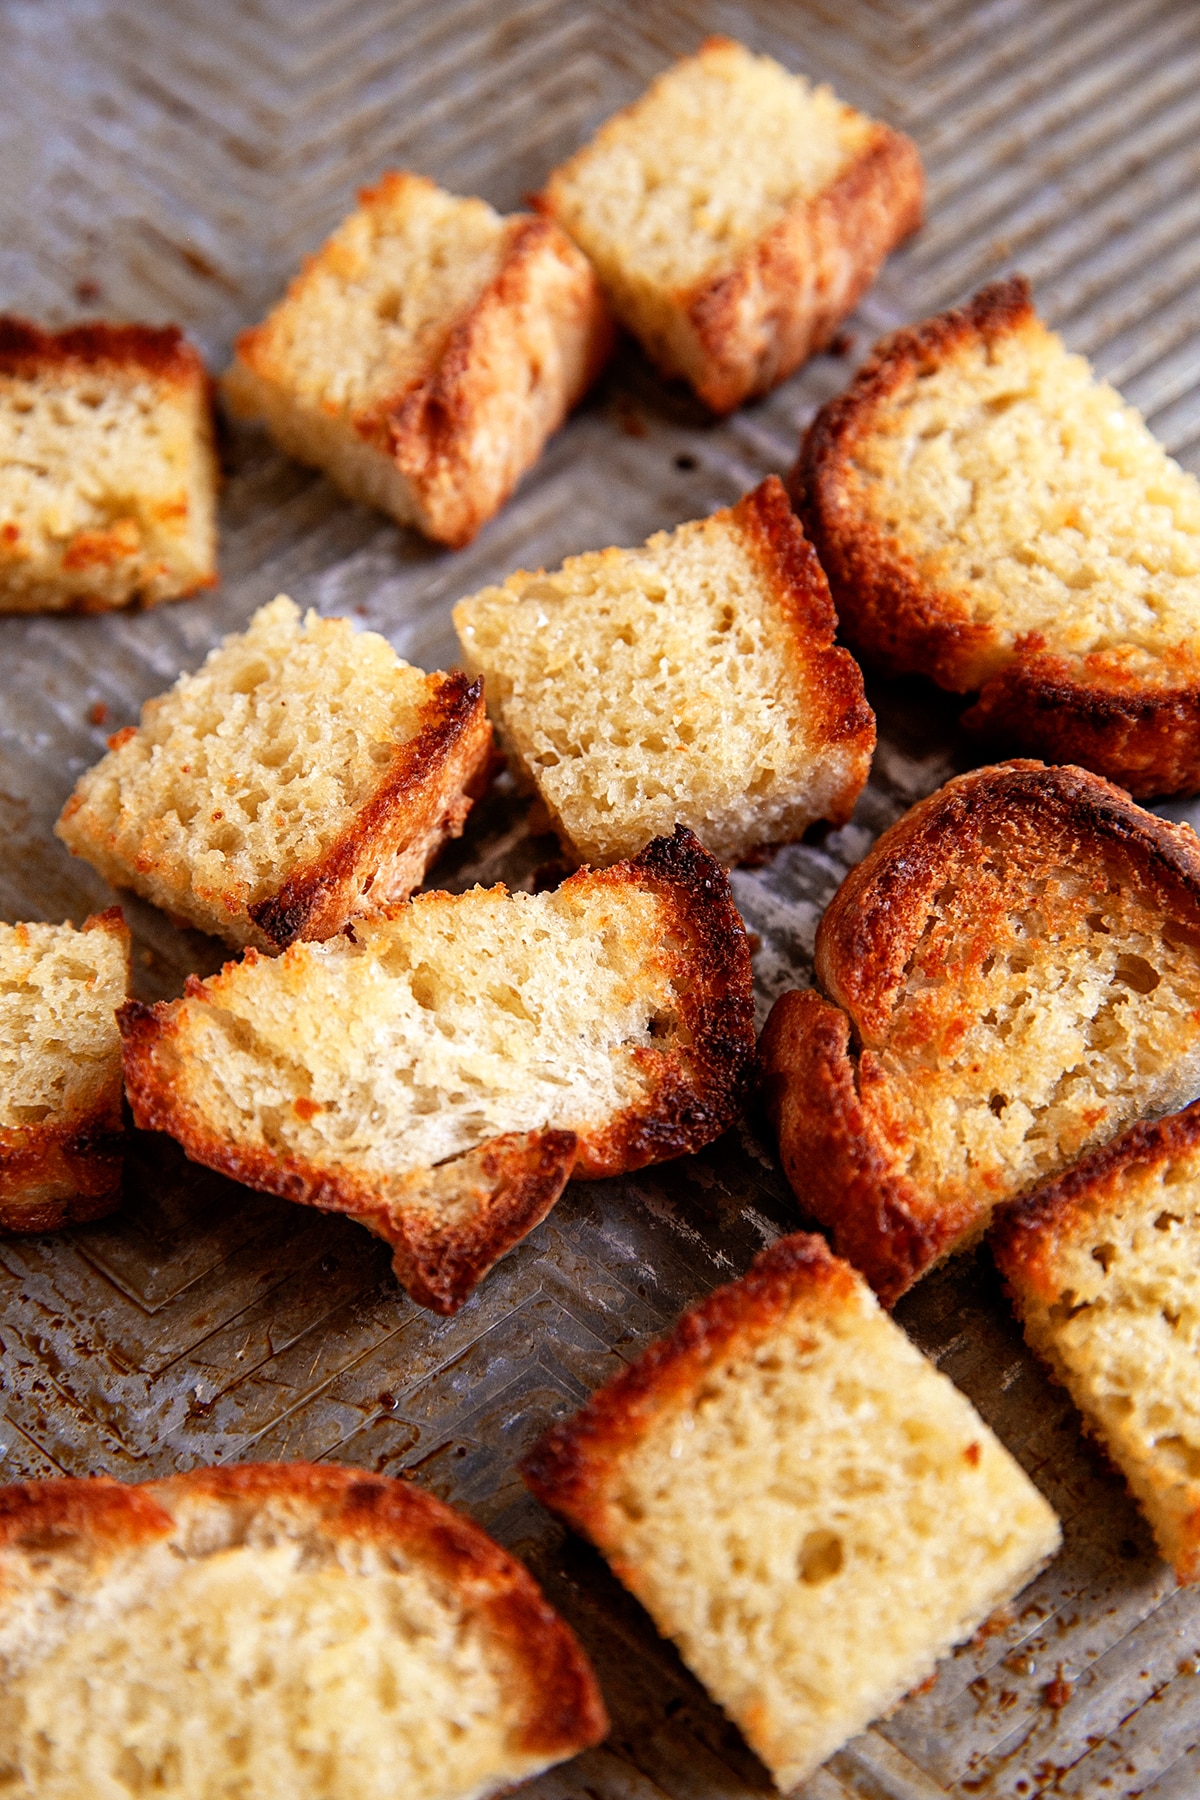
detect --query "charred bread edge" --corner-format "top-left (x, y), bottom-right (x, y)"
top-left (0, 907), bottom-right (130, 1235)
top-left (522, 1230), bottom-right (855, 1532)
top-left (249, 671), bottom-right (493, 948)
top-left (0, 316), bottom-right (209, 386)
top-left (0, 1461), bottom-right (609, 1759)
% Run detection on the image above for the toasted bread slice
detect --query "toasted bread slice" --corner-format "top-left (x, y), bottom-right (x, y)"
top-left (0, 317), bottom-right (217, 612)
top-left (119, 827), bottom-right (754, 1312)
top-left (796, 276), bottom-right (1200, 796)
top-left (0, 1461), bottom-right (607, 1799)
top-left (760, 761), bottom-right (1200, 1307)
top-left (538, 37), bottom-right (923, 413)
top-left (993, 1100), bottom-right (1200, 1584)
top-left (0, 908), bottom-right (130, 1233)
top-left (57, 596), bottom-right (492, 951)
top-left (523, 1231), bottom-right (1060, 1793)
top-left (223, 172), bottom-right (612, 548)
top-left (453, 477), bottom-right (874, 867)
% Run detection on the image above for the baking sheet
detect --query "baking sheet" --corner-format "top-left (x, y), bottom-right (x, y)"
top-left (3, 0), bottom-right (1200, 1793)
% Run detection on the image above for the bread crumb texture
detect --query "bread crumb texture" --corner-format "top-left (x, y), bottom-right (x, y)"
top-left (994, 1100), bottom-right (1200, 1582)
top-left (224, 172), bottom-right (611, 546)
top-left (523, 1233), bottom-right (1059, 1792)
top-left (57, 595), bottom-right (491, 950)
top-left (454, 477), bottom-right (874, 866)
top-left (0, 1463), bottom-right (607, 1799)
top-left (539, 37), bottom-right (922, 410)
top-left (761, 762), bottom-right (1200, 1305)
top-left (119, 830), bottom-right (754, 1310)
top-left (0, 910), bottom-right (129, 1231)
top-left (0, 317), bottom-right (217, 612)
top-left (799, 277), bottom-right (1200, 793)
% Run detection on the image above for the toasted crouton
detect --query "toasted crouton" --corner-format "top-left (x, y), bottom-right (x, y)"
top-left (796, 276), bottom-right (1200, 796)
top-left (223, 172), bottom-right (612, 548)
top-left (0, 318), bottom-right (217, 612)
top-left (0, 1461), bottom-right (607, 1799)
top-left (760, 761), bottom-right (1200, 1307)
top-left (523, 1231), bottom-right (1060, 1793)
top-left (56, 596), bottom-right (493, 951)
top-left (119, 827), bottom-right (755, 1313)
top-left (993, 1100), bottom-right (1200, 1584)
top-left (453, 477), bottom-right (874, 867)
top-left (538, 37), bottom-right (923, 413)
top-left (0, 909), bottom-right (129, 1232)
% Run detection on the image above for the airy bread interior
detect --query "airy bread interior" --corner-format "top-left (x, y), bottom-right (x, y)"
top-left (57, 595), bottom-right (474, 948)
top-left (846, 304), bottom-right (1200, 688)
top-left (543, 38), bottom-right (874, 300)
top-left (454, 480), bottom-right (872, 866)
top-left (0, 915), bottom-right (127, 1130)
top-left (0, 329), bottom-right (216, 612)
top-left (994, 1110), bottom-right (1200, 1582)
top-left (525, 1238), bottom-right (1060, 1793)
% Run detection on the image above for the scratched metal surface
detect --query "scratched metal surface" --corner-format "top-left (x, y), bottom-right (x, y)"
top-left (2, 0), bottom-right (1200, 1794)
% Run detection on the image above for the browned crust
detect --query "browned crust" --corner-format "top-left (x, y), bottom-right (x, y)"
top-left (760, 762), bottom-right (1200, 1305)
top-left (0, 907), bottom-right (129, 1234)
top-left (816, 760), bottom-right (1200, 1037)
top-left (0, 316), bottom-right (207, 386)
top-left (383, 212), bottom-right (614, 546)
top-left (684, 120), bottom-right (924, 414)
top-left (731, 475), bottom-right (875, 826)
top-left (119, 827), bottom-right (754, 1313)
top-left (522, 1230), bottom-right (858, 1533)
top-left (963, 652), bottom-right (1200, 800)
top-left (248, 671), bottom-right (493, 948)
top-left (793, 275), bottom-right (1035, 688)
top-left (758, 989), bottom-right (959, 1308)
top-left (991, 1097), bottom-right (1200, 1307)
top-left (0, 1462), bottom-right (608, 1760)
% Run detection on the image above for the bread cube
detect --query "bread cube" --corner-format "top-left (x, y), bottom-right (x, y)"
top-left (0, 318), bottom-right (217, 612)
top-left (0, 909), bottom-right (130, 1231)
top-left (0, 1462), bottom-right (607, 1798)
top-left (994, 1099), bottom-right (1200, 1583)
top-left (538, 37), bottom-right (923, 413)
top-left (57, 595), bottom-right (493, 951)
top-left (523, 1232), bottom-right (1061, 1794)
top-left (223, 172), bottom-right (612, 548)
top-left (454, 476), bottom-right (874, 867)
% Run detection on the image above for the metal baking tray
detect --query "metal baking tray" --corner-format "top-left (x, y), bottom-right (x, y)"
top-left (3, 1), bottom-right (1200, 1793)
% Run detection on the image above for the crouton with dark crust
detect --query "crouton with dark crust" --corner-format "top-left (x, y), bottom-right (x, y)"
top-left (761, 761), bottom-right (1200, 1306)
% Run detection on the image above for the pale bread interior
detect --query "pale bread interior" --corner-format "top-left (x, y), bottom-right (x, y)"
top-left (151, 877), bottom-right (678, 1179)
top-left (599, 1278), bottom-right (1060, 1791)
top-left (57, 596), bottom-right (442, 944)
top-left (228, 174), bottom-right (509, 425)
top-left (0, 1492), bottom-right (555, 1800)
top-left (1002, 1144), bottom-right (1200, 1579)
top-left (0, 357), bottom-right (215, 610)
top-left (455, 507), bottom-right (860, 865)
top-left (864, 862), bottom-right (1200, 1220)
top-left (854, 314), bottom-right (1200, 683)
top-left (0, 918), bottom-right (126, 1129)
top-left (545, 39), bottom-right (874, 296)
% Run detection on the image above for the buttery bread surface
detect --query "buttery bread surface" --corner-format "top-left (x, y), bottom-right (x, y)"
top-left (993, 1100), bottom-right (1200, 1583)
top-left (0, 909), bottom-right (130, 1232)
top-left (0, 317), bottom-right (217, 612)
top-left (454, 477), bottom-right (874, 867)
top-left (523, 1231), bottom-right (1060, 1793)
top-left (57, 596), bottom-right (492, 950)
top-left (120, 827), bottom-right (755, 1312)
top-left (761, 761), bottom-right (1200, 1306)
top-left (224, 172), bottom-right (611, 547)
top-left (539, 37), bottom-right (922, 412)
top-left (0, 1461), bottom-right (607, 1799)
top-left (796, 276), bottom-right (1200, 795)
